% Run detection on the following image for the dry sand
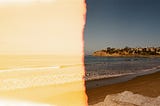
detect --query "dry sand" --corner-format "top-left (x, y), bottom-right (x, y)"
top-left (0, 81), bottom-right (86, 106)
top-left (87, 71), bottom-right (160, 105)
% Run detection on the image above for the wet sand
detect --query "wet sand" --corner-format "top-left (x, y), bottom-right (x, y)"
top-left (86, 71), bottom-right (160, 105)
top-left (0, 81), bottom-right (86, 106)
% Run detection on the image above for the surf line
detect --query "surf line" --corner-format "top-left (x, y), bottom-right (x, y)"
top-left (0, 64), bottom-right (83, 73)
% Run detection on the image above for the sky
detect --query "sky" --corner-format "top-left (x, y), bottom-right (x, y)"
top-left (84, 0), bottom-right (160, 55)
top-left (0, 0), bottom-right (85, 55)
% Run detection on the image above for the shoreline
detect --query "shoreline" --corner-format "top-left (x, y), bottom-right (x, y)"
top-left (86, 70), bottom-right (160, 105)
top-left (86, 66), bottom-right (160, 89)
top-left (91, 55), bottom-right (160, 58)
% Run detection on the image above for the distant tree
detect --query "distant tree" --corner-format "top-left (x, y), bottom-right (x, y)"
top-left (101, 49), bottom-right (107, 52)
top-left (107, 47), bottom-right (111, 51)
top-left (124, 46), bottom-right (130, 52)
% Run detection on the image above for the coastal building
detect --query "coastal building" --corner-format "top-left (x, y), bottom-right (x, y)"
top-left (150, 47), bottom-right (155, 52)
top-left (92, 47), bottom-right (160, 56)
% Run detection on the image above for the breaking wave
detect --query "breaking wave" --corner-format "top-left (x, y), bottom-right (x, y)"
top-left (0, 64), bottom-right (83, 90)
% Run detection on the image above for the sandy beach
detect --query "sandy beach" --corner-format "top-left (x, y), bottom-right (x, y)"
top-left (0, 81), bottom-right (86, 106)
top-left (86, 71), bottom-right (160, 105)
top-left (0, 56), bottom-right (87, 106)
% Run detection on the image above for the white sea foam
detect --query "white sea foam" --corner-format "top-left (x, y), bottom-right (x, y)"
top-left (85, 65), bottom-right (160, 81)
top-left (0, 65), bottom-right (84, 90)
top-left (90, 91), bottom-right (160, 106)
top-left (0, 64), bottom-right (82, 73)
top-left (85, 73), bottom-right (134, 81)
top-left (0, 66), bottom-right (61, 73)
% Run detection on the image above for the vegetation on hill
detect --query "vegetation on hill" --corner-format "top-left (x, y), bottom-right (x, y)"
top-left (93, 47), bottom-right (160, 57)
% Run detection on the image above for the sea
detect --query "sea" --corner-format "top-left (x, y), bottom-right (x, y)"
top-left (0, 55), bottom-right (84, 90)
top-left (84, 55), bottom-right (160, 81)
top-left (0, 55), bottom-right (86, 106)
top-left (1, 55), bottom-right (160, 90)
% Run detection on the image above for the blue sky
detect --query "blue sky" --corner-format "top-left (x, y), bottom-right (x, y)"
top-left (84, 0), bottom-right (160, 55)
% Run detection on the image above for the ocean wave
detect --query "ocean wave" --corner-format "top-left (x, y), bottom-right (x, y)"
top-left (85, 65), bottom-right (160, 81)
top-left (0, 64), bottom-right (82, 73)
top-left (0, 64), bottom-right (84, 90)
top-left (85, 73), bottom-right (134, 81)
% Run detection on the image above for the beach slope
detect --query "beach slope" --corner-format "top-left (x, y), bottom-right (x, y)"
top-left (87, 71), bottom-right (160, 105)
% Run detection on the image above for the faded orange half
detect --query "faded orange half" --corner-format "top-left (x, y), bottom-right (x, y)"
top-left (0, 0), bottom-right (87, 106)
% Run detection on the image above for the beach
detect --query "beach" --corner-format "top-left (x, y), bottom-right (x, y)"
top-left (0, 55), bottom-right (87, 106)
top-left (86, 71), bottom-right (160, 105)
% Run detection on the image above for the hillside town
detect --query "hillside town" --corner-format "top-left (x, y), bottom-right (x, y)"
top-left (93, 47), bottom-right (160, 57)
